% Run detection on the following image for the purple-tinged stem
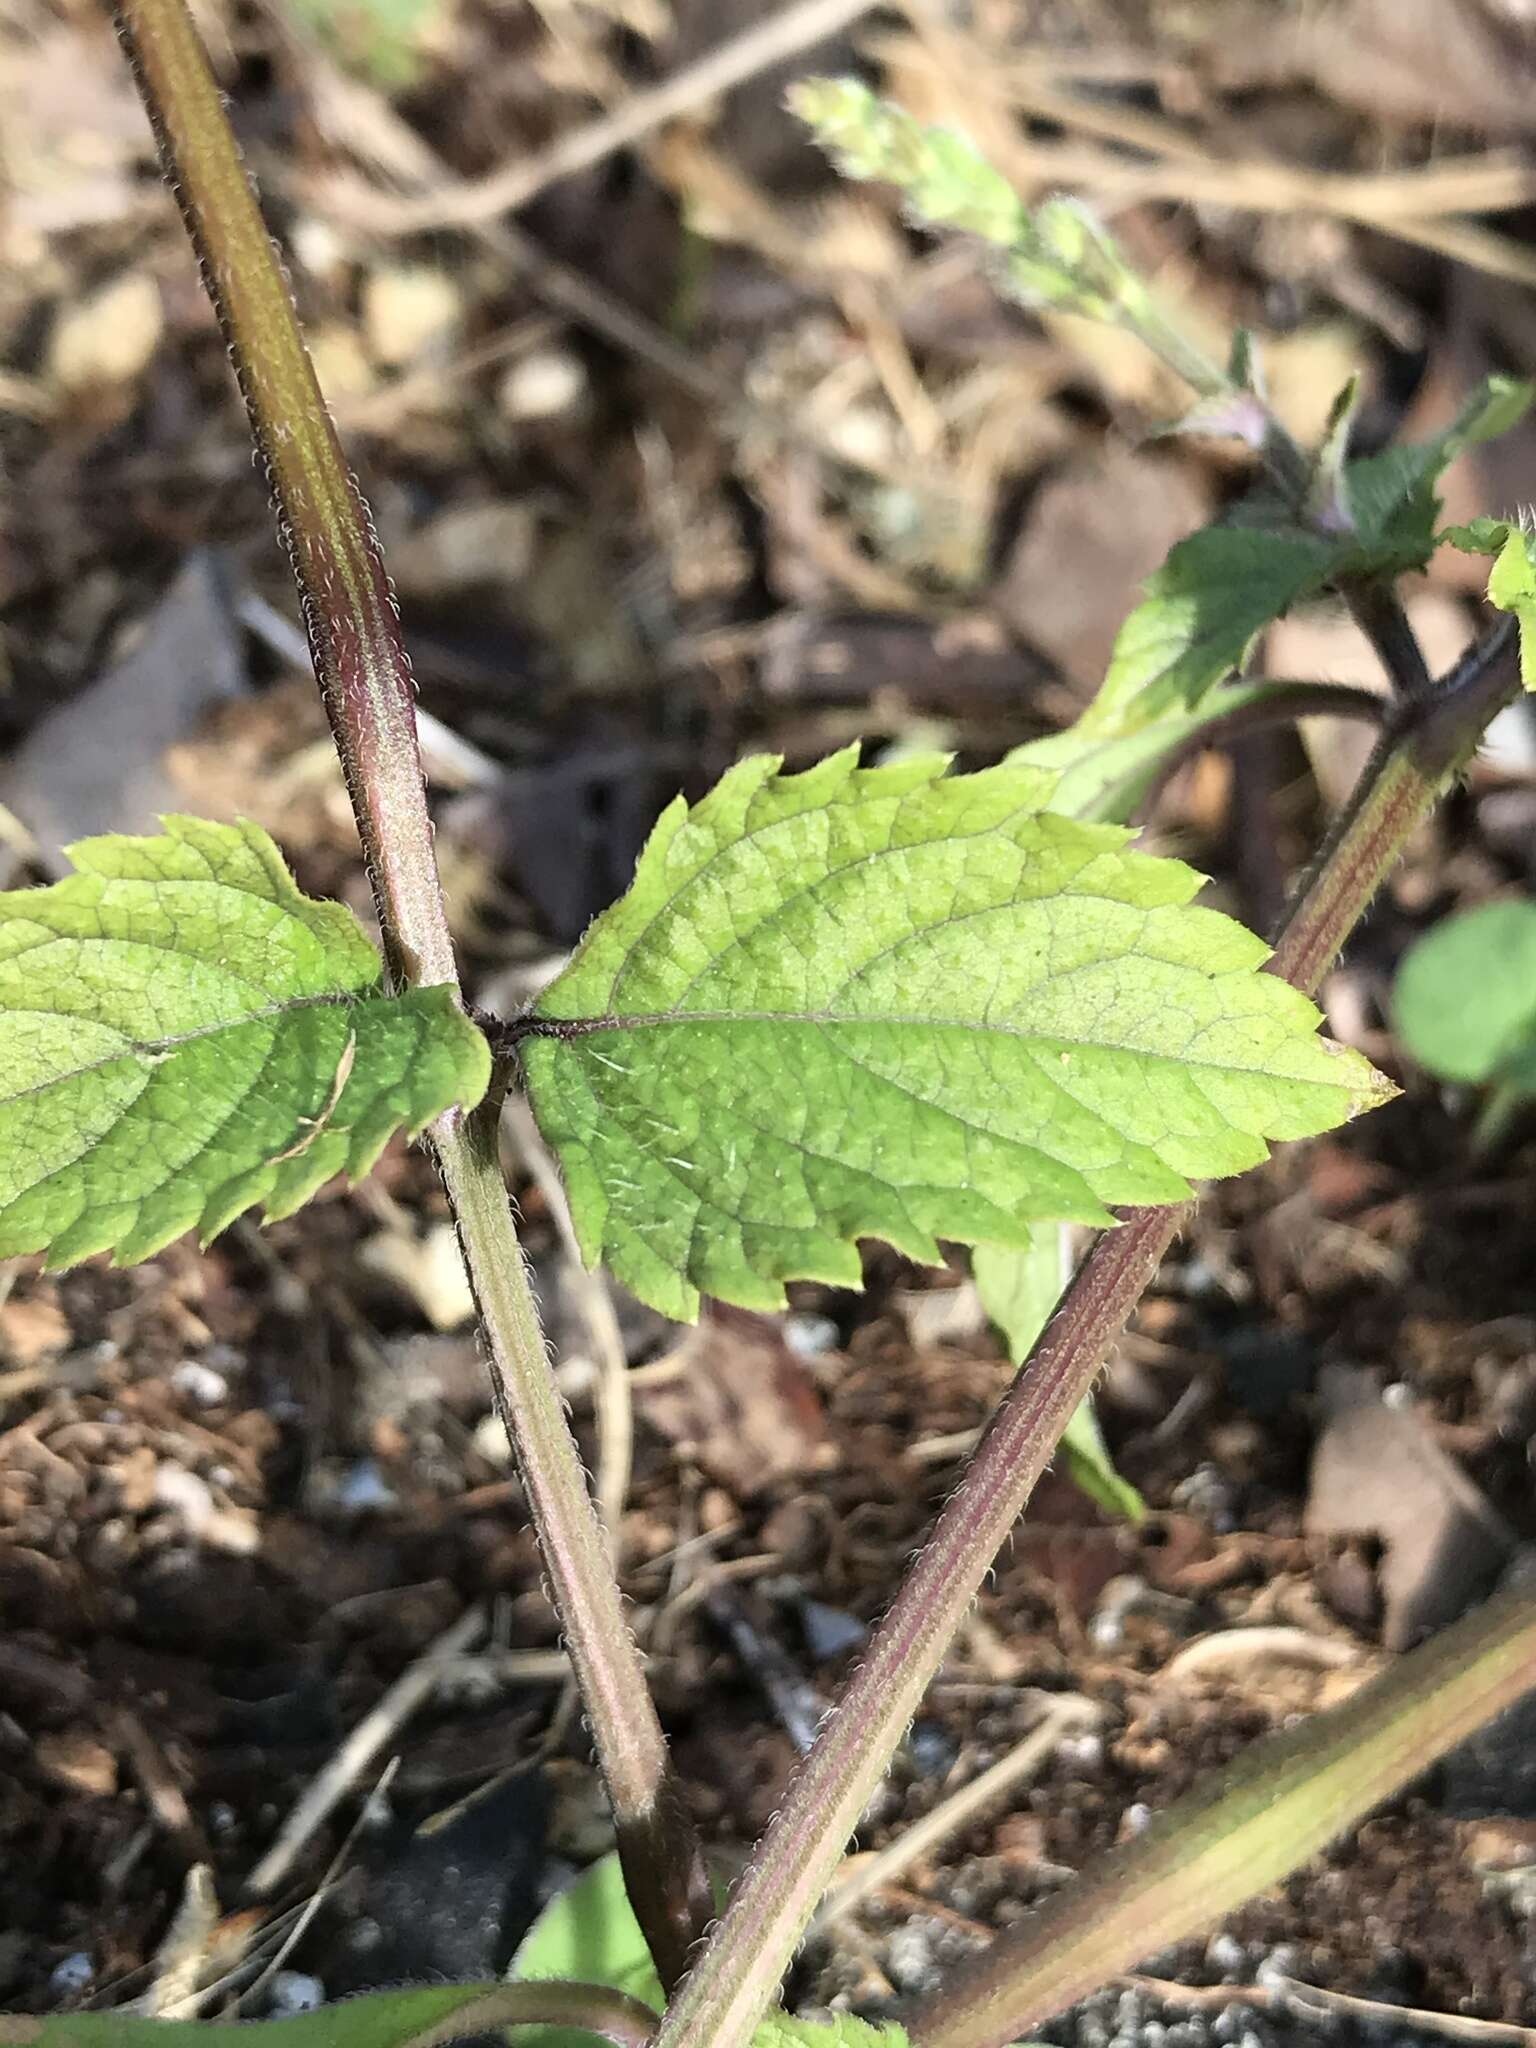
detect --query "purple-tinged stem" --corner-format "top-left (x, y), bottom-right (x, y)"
top-left (650, 615), bottom-right (1523, 2048)
top-left (113, 0), bottom-right (447, 991)
top-left (112, 0), bottom-right (711, 1984)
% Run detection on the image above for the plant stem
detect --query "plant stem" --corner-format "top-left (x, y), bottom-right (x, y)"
top-left (908, 1580), bottom-right (1536, 2048)
top-left (435, 1093), bottom-right (714, 1982)
top-left (1472, 1077), bottom-right (1525, 1156)
top-left (650, 615), bottom-right (1524, 2048)
top-left (113, 0), bottom-right (446, 992)
top-left (1341, 579), bottom-right (1434, 700)
top-left (112, 0), bottom-right (710, 1982)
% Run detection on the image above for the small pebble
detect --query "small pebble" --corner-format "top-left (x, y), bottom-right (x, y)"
top-left (172, 1358), bottom-right (230, 1406)
top-left (1058, 1730), bottom-right (1104, 1771)
top-left (1206, 1933), bottom-right (1247, 1977)
top-left (784, 1312), bottom-right (840, 1358)
top-left (1121, 1801), bottom-right (1154, 1836)
top-left (269, 1972), bottom-right (325, 2015)
top-left (498, 347), bottom-right (587, 422)
top-left (335, 1459), bottom-right (398, 1512)
top-left (906, 1719), bottom-right (959, 1778)
top-left (48, 1954), bottom-right (93, 1997)
top-left (799, 1600), bottom-right (867, 1662)
top-left (1255, 1945), bottom-right (1300, 1991)
top-left (885, 1923), bottom-right (939, 1994)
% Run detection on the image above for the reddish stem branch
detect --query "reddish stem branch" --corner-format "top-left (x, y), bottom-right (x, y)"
top-left (651, 618), bottom-right (1523, 2048)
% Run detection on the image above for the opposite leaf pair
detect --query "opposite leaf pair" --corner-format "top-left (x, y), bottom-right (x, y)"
top-left (0, 749), bottom-right (1388, 1316)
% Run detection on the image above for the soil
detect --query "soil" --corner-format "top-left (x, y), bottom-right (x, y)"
top-left (6, 0), bottom-right (1536, 2036)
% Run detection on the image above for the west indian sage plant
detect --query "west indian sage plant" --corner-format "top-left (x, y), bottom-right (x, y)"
top-left (4, 41), bottom-right (1536, 2048)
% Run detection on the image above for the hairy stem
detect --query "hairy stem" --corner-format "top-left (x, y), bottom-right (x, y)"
top-left (112, 0), bottom-right (709, 1981)
top-left (650, 616), bottom-right (1523, 2048)
top-left (435, 1094), bottom-right (714, 1982)
top-left (113, 0), bottom-right (445, 991)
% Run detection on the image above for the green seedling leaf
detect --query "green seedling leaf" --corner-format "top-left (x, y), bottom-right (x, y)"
top-left (1079, 524), bottom-right (1342, 733)
top-left (791, 79), bottom-right (1203, 381)
top-left (0, 816), bottom-right (489, 1267)
top-left (906, 1583), bottom-right (1536, 2048)
top-left (1441, 516), bottom-right (1511, 556)
top-left (1083, 376), bottom-right (1533, 736)
top-left (1343, 374), bottom-right (1533, 571)
top-left (1010, 679), bottom-right (1289, 822)
top-left (1393, 899), bottom-right (1536, 1092)
top-left (0, 1981), bottom-right (657, 2048)
top-left (287, 0), bottom-right (443, 89)
top-left (1438, 517), bottom-right (1536, 689)
top-left (754, 2023), bottom-right (910, 2048)
top-left (507, 1852), bottom-right (664, 2048)
top-left (522, 749), bottom-right (1391, 1319)
top-left (505, 1855), bottom-right (907, 2048)
top-left (974, 1236), bottom-right (1145, 1522)
top-left (1485, 520), bottom-right (1536, 690)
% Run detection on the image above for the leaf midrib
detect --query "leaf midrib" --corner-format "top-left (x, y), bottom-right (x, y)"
top-left (0, 988), bottom-right (370, 1109)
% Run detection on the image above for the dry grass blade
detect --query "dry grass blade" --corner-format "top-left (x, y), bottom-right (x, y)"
top-left (245, 1606), bottom-right (485, 1898)
top-left (887, 13), bottom-right (1536, 292)
top-left (357, 0), bottom-right (883, 233)
top-left (809, 1695), bottom-right (1099, 1935)
top-left (1125, 1974), bottom-right (1536, 2048)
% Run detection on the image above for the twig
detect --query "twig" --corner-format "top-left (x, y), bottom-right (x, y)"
top-left (238, 1757), bottom-right (400, 2015)
top-left (321, 0), bottom-right (880, 234)
top-left (888, 14), bottom-right (1536, 290)
top-left (809, 1696), bottom-right (1099, 1935)
top-left (114, 1708), bottom-right (208, 1865)
top-left (245, 1605), bottom-right (484, 1898)
top-left (1123, 1974), bottom-right (1536, 2048)
top-left (506, 1094), bottom-right (634, 1561)
top-left (286, 48), bottom-right (966, 509)
top-left (1342, 581), bottom-right (1434, 702)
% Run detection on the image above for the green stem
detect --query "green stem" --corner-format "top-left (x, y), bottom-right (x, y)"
top-left (908, 1582), bottom-right (1536, 2048)
top-left (0, 1979), bottom-right (663, 2048)
top-left (112, 0), bottom-right (710, 1984)
top-left (1471, 1077), bottom-right (1526, 1156)
top-left (649, 619), bottom-right (1523, 2048)
top-left (434, 1094), bottom-right (714, 1983)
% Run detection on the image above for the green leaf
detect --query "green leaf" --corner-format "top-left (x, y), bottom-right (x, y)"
top-left (503, 1856), bottom-right (906, 2048)
top-left (1485, 520), bottom-right (1536, 691)
top-left (0, 815), bottom-right (489, 1267)
top-left (1441, 516), bottom-right (1511, 556)
top-left (1084, 377), bottom-right (1533, 735)
top-left (1343, 374), bottom-right (1533, 571)
top-left (1082, 524), bottom-right (1342, 732)
top-left (752, 2021), bottom-right (909, 2048)
top-left (1010, 679), bottom-right (1287, 823)
top-left (1393, 899), bottom-right (1536, 1092)
top-left (522, 749), bottom-right (1391, 1319)
top-left (973, 1236), bottom-right (1144, 1522)
top-left (0, 1983), bottom-right (646, 2048)
top-left (506, 1852), bottom-right (663, 2048)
